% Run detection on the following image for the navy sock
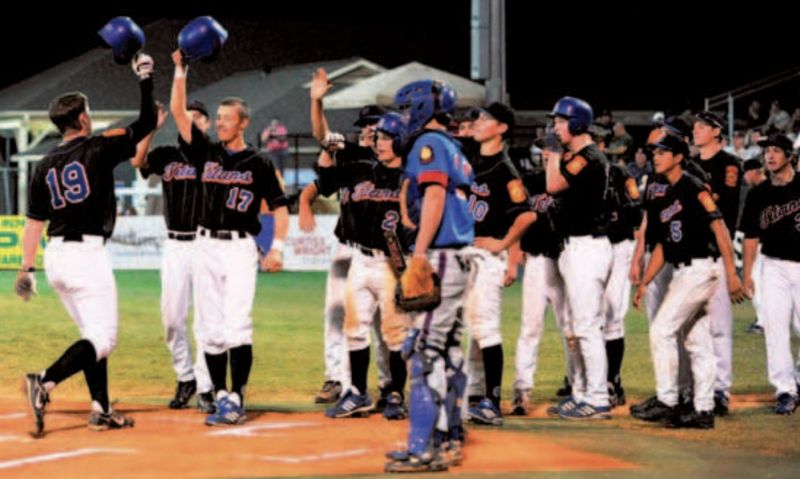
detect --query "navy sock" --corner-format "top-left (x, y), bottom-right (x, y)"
top-left (388, 351), bottom-right (407, 398)
top-left (84, 357), bottom-right (109, 412)
top-left (606, 338), bottom-right (625, 385)
top-left (482, 344), bottom-right (504, 407)
top-left (230, 345), bottom-right (253, 405)
top-left (205, 351), bottom-right (228, 395)
top-left (349, 347), bottom-right (370, 395)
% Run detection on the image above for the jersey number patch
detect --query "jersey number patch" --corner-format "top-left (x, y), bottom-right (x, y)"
top-left (45, 162), bottom-right (91, 209)
top-left (669, 220), bottom-right (683, 242)
top-left (226, 187), bottom-right (254, 212)
top-left (381, 210), bottom-right (400, 232)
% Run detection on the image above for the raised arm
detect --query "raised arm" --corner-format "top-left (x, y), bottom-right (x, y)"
top-left (170, 50), bottom-right (193, 144)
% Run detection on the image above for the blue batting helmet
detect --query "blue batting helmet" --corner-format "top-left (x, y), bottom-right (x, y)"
top-left (376, 112), bottom-right (404, 138)
top-left (178, 16), bottom-right (229, 63)
top-left (549, 96), bottom-right (594, 135)
top-left (393, 80), bottom-right (457, 136)
top-left (98, 17), bottom-right (145, 65)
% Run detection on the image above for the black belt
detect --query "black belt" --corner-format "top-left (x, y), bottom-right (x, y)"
top-left (199, 228), bottom-right (247, 240)
top-left (347, 241), bottom-right (384, 257)
top-left (58, 233), bottom-right (107, 243)
top-left (168, 231), bottom-right (196, 241)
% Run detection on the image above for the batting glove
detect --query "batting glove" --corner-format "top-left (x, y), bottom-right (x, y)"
top-left (15, 269), bottom-right (37, 301)
top-left (132, 53), bottom-right (154, 81)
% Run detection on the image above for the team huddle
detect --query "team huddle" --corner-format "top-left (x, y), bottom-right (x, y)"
top-left (13, 16), bottom-right (800, 475)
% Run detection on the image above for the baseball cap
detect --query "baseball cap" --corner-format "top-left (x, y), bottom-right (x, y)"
top-left (757, 133), bottom-right (794, 154)
top-left (664, 116), bottom-right (692, 138)
top-left (650, 133), bottom-right (689, 156)
top-left (742, 158), bottom-right (763, 172)
top-left (187, 100), bottom-right (209, 118)
top-left (693, 111), bottom-right (725, 130)
top-left (472, 102), bottom-right (515, 138)
top-left (353, 104), bottom-right (386, 127)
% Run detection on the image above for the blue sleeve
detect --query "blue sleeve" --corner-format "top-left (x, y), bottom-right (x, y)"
top-left (407, 133), bottom-right (452, 187)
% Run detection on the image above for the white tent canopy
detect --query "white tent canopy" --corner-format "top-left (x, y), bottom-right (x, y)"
top-left (321, 62), bottom-right (486, 109)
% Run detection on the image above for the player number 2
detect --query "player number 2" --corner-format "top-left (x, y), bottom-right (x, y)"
top-left (382, 210), bottom-right (399, 232)
top-left (45, 162), bottom-right (91, 209)
top-left (226, 187), bottom-right (254, 212)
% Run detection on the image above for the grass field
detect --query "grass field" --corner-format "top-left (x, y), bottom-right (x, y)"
top-left (2, 269), bottom-right (800, 477)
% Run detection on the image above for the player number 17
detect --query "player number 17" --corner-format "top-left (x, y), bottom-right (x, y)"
top-left (226, 187), bottom-right (254, 212)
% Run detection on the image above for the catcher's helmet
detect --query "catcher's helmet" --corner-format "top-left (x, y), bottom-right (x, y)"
top-left (178, 16), bottom-right (229, 63)
top-left (98, 17), bottom-right (145, 65)
top-left (393, 80), bottom-right (457, 137)
top-left (549, 96), bottom-right (593, 135)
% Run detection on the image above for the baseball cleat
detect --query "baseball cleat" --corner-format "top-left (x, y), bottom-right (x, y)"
top-left (467, 398), bottom-right (504, 425)
top-left (314, 380), bottom-right (342, 404)
top-left (196, 391), bottom-right (216, 414)
top-left (666, 409), bottom-right (714, 429)
top-left (382, 392), bottom-right (407, 420)
top-left (547, 396), bottom-right (577, 417)
top-left (629, 395), bottom-right (659, 415)
top-left (713, 391), bottom-right (730, 417)
top-left (775, 393), bottom-right (798, 415)
top-left (325, 387), bottom-right (373, 418)
top-left (608, 381), bottom-right (627, 408)
top-left (510, 390), bottom-right (529, 416)
top-left (168, 379), bottom-right (197, 409)
top-left (22, 373), bottom-right (49, 438)
top-left (205, 396), bottom-right (246, 426)
top-left (384, 449), bottom-right (448, 473)
top-left (88, 409), bottom-right (135, 431)
top-left (559, 402), bottom-right (612, 420)
top-left (631, 399), bottom-right (674, 422)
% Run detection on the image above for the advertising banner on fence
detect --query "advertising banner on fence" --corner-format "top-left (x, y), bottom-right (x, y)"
top-left (0, 216), bottom-right (45, 270)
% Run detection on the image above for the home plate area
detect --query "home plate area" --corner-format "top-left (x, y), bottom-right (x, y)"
top-left (0, 399), bottom-right (635, 477)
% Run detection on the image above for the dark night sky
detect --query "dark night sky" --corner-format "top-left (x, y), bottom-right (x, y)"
top-left (2, 2), bottom-right (798, 113)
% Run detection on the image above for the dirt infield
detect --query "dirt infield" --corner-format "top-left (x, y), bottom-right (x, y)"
top-left (0, 398), bottom-right (636, 478)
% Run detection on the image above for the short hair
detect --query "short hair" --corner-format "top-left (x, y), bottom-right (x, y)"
top-left (219, 97), bottom-right (250, 121)
top-left (49, 92), bottom-right (88, 134)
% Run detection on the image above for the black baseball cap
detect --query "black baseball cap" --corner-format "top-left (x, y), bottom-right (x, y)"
top-left (353, 104), bottom-right (386, 127)
top-left (664, 116), bottom-right (691, 138)
top-left (473, 102), bottom-right (515, 138)
top-left (693, 111), bottom-right (725, 130)
top-left (742, 158), bottom-right (763, 172)
top-left (187, 100), bottom-right (209, 119)
top-left (758, 133), bottom-right (794, 154)
top-left (650, 133), bottom-right (689, 157)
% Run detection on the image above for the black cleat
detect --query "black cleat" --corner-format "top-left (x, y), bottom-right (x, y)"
top-left (713, 391), bottom-right (729, 417)
top-left (22, 373), bottom-right (49, 438)
top-left (88, 409), bottom-right (135, 431)
top-left (667, 409), bottom-right (714, 429)
top-left (168, 380), bottom-right (197, 409)
top-left (314, 380), bottom-right (342, 404)
top-left (631, 399), bottom-right (674, 422)
top-left (197, 391), bottom-right (216, 414)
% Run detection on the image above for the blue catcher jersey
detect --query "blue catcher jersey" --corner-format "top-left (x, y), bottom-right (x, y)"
top-left (404, 131), bottom-right (474, 249)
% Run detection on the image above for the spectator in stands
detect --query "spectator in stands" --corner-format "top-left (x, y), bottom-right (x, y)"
top-left (765, 100), bottom-right (792, 134)
top-left (607, 121), bottom-right (633, 165)
top-left (260, 117), bottom-right (289, 176)
top-left (627, 146), bottom-right (653, 187)
top-left (746, 100), bottom-right (763, 129)
top-left (745, 129), bottom-right (765, 160)
top-left (725, 131), bottom-right (748, 159)
top-left (789, 107), bottom-right (800, 138)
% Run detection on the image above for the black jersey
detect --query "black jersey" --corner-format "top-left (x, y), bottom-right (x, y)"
top-left (140, 137), bottom-right (199, 233)
top-left (360, 162), bottom-right (404, 251)
top-left (739, 173), bottom-right (800, 262)
top-left (27, 133), bottom-right (137, 238)
top-left (27, 78), bottom-right (156, 238)
top-left (557, 143), bottom-right (609, 237)
top-left (468, 151), bottom-right (533, 239)
top-left (188, 125), bottom-right (288, 235)
top-left (316, 141), bottom-right (376, 246)
top-left (606, 163), bottom-right (643, 244)
top-left (520, 169), bottom-right (563, 259)
top-left (653, 172), bottom-right (723, 265)
top-left (642, 174), bottom-right (671, 251)
top-left (693, 149), bottom-right (741, 236)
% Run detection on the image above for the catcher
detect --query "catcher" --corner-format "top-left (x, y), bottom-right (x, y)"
top-left (384, 80), bottom-right (474, 473)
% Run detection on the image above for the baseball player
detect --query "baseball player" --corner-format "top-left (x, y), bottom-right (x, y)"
top-left (132, 100), bottom-right (215, 413)
top-left (19, 53), bottom-right (156, 435)
top-left (304, 67), bottom-right (393, 406)
top-left (631, 133), bottom-right (744, 429)
top-left (603, 162), bottom-right (642, 407)
top-left (324, 112), bottom-right (410, 420)
top-left (460, 103), bottom-right (535, 426)
top-left (170, 50), bottom-right (289, 426)
top-left (740, 133), bottom-right (800, 415)
top-left (545, 97), bottom-right (614, 420)
top-left (512, 136), bottom-right (581, 416)
top-left (384, 80), bottom-right (473, 473)
top-left (692, 111), bottom-right (742, 415)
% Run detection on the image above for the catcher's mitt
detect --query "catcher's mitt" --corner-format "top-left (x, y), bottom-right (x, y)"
top-left (395, 257), bottom-right (441, 312)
